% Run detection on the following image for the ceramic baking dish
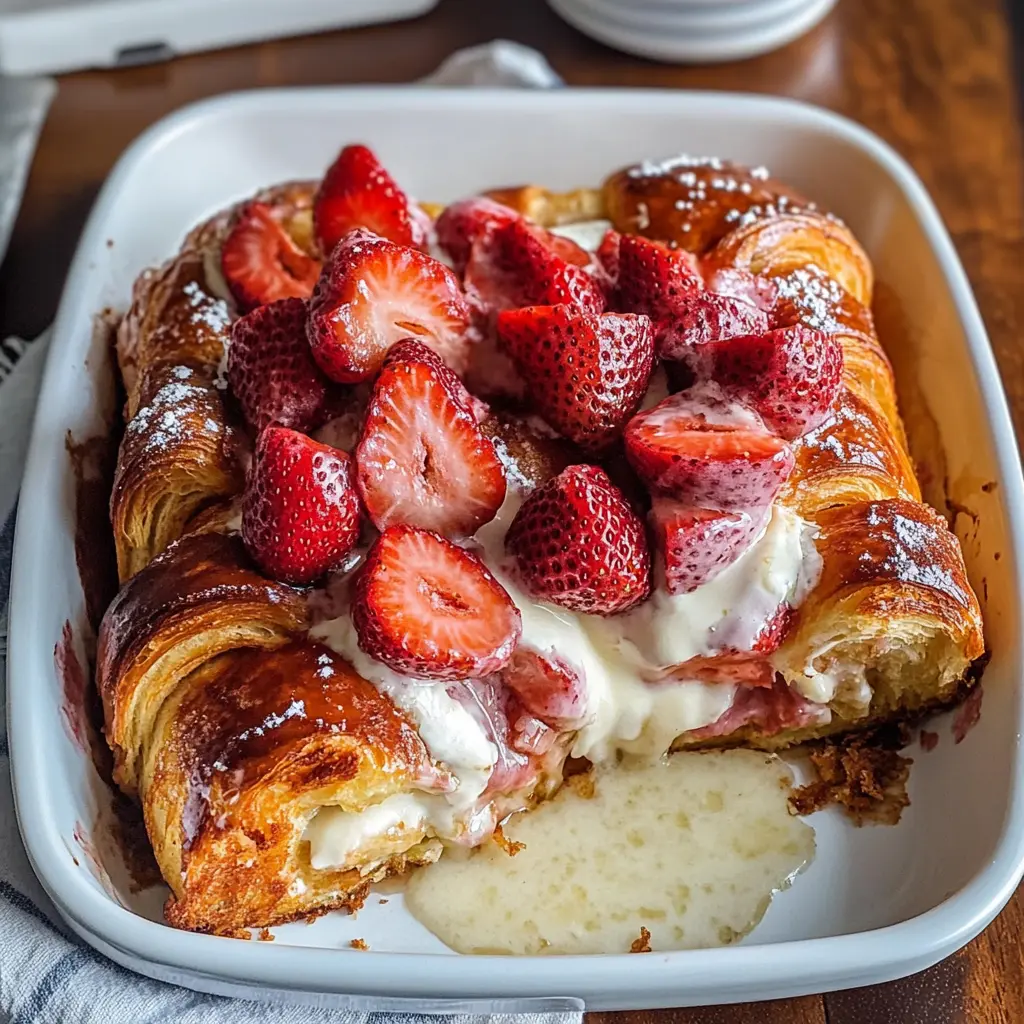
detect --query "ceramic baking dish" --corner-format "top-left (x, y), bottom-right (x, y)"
top-left (8, 87), bottom-right (1024, 1012)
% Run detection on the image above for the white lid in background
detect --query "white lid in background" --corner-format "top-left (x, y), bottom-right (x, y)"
top-left (0, 0), bottom-right (439, 75)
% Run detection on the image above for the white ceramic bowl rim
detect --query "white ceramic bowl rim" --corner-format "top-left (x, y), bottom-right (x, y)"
top-left (8, 86), bottom-right (1024, 1006)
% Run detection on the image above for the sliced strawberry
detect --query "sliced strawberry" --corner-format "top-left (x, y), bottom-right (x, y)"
top-left (241, 426), bottom-right (361, 585)
top-left (614, 234), bottom-right (703, 319)
top-left (434, 197), bottom-right (520, 273)
top-left (227, 297), bottom-right (336, 433)
top-left (221, 202), bottom-right (321, 311)
top-left (314, 144), bottom-right (427, 254)
top-left (596, 228), bottom-right (621, 287)
top-left (708, 326), bottom-right (844, 440)
top-left (752, 604), bottom-right (795, 654)
top-left (624, 386), bottom-right (795, 508)
top-left (703, 267), bottom-right (779, 313)
top-left (670, 653), bottom-right (776, 688)
top-left (657, 291), bottom-right (770, 364)
top-left (650, 498), bottom-right (770, 595)
top-left (507, 709), bottom-right (559, 758)
top-left (464, 218), bottom-right (604, 318)
top-left (505, 464), bottom-right (651, 615)
top-left (496, 304), bottom-right (654, 452)
top-left (307, 229), bottom-right (473, 383)
top-left (353, 526), bottom-right (521, 680)
top-left (687, 678), bottom-right (827, 741)
top-left (447, 678), bottom-right (540, 793)
top-left (500, 648), bottom-right (587, 726)
top-left (355, 340), bottom-right (506, 536)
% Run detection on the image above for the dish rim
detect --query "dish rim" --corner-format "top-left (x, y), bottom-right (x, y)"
top-left (8, 84), bottom-right (1024, 1004)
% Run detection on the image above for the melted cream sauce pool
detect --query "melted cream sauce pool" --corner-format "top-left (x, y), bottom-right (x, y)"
top-left (404, 750), bottom-right (814, 955)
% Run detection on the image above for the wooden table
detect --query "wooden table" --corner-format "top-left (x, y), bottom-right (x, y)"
top-left (2, 0), bottom-right (1021, 1019)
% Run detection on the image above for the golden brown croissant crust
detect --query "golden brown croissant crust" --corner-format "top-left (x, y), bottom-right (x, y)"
top-left (98, 531), bottom-right (310, 795)
top-left (110, 182), bottom-right (318, 583)
top-left (148, 641), bottom-right (444, 934)
top-left (110, 364), bottom-right (244, 581)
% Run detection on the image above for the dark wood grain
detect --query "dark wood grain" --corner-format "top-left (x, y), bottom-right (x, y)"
top-left (2, 0), bottom-right (1022, 1020)
top-left (589, 999), bottom-right (827, 1024)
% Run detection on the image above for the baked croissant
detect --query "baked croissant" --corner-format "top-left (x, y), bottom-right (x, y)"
top-left (96, 144), bottom-right (984, 936)
top-left (110, 364), bottom-right (243, 580)
top-left (596, 156), bottom-right (982, 744)
top-left (146, 641), bottom-right (450, 935)
top-left (97, 531), bottom-right (310, 794)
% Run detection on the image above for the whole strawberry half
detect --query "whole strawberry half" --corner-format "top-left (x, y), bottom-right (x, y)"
top-left (464, 218), bottom-right (603, 318)
top-left (497, 304), bottom-right (655, 453)
top-left (434, 197), bottom-right (520, 274)
top-left (241, 426), bottom-right (361, 585)
top-left (624, 386), bottom-right (795, 508)
top-left (314, 143), bottom-right (428, 255)
top-left (307, 229), bottom-right (473, 383)
top-left (353, 525), bottom-right (522, 680)
top-left (613, 233), bottom-right (703, 318)
top-left (650, 498), bottom-right (770, 595)
top-left (228, 297), bottom-right (337, 433)
top-left (499, 648), bottom-right (587, 727)
top-left (221, 201), bottom-right (321, 311)
top-left (355, 340), bottom-right (506, 536)
top-left (505, 464), bottom-right (651, 615)
top-left (707, 326), bottom-right (844, 440)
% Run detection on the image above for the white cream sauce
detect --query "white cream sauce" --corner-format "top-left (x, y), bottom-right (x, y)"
top-left (548, 218), bottom-right (614, 253)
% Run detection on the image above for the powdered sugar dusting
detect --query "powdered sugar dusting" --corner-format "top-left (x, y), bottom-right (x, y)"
top-left (125, 372), bottom-right (216, 454)
top-left (773, 266), bottom-right (849, 332)
top-left (626, 155), bottom-right (727, 179)
top-left (866, 506), bottom-right (974, 606)
top-left (211, 699), bottom-right (308, 770)
top-left (182, 279), bottom-right (231, 334)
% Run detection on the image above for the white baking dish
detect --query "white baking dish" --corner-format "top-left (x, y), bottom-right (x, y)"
top-left (8, 87), bottom-right (1024, 1011)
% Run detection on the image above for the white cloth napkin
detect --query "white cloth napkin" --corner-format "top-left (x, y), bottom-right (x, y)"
top-left (0, 42), bottom-right (582, 1023)
top-left (0, 75), bottom-right (56, 267)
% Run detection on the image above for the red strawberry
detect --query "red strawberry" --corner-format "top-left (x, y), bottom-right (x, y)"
top-left (707, 326), bottom-right (844, 440)
top-left (752, 604), bottom-right (795, 654)
top-left (464, 218), bottom-right (604, 317)
top-left (496, 304), bottom-right (655, 452)
top-left (650, 498), bottom-right (770, 595)
top-left (596, 228), bottom-right (621, 285)
top-left (307, 229), bottom-right (472, 383)
top-left (227, 297), bottom-right (336, 433)
top-left (241, 426), bottom-right (361, 585)
top-left (500, 648), bottom-right (587, 726)
top-left (624, 386), bottom-right (795, 508)
top-left (703, 267), bottom-right (779, 313)
top-left (314, 144), bottom-right (427, 254)
top-left (670, 653), bottom-right (776, 688)
top-left (221, 202), bottom-right (321, 311)
top-left (614, 234), bottom-right (703, 318)
top-left (505, 464), bottom-right (651, 615)
top-left (353, 526), bottom-right (521, 680)
top-left (434, 197), bottom-right (520, 273)
top-left (657, 291), bottom-right (770, 363)
top-left (447, 678), bottom-right (539, 790)
top-left (355, 340), bottom-right (506, 536)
